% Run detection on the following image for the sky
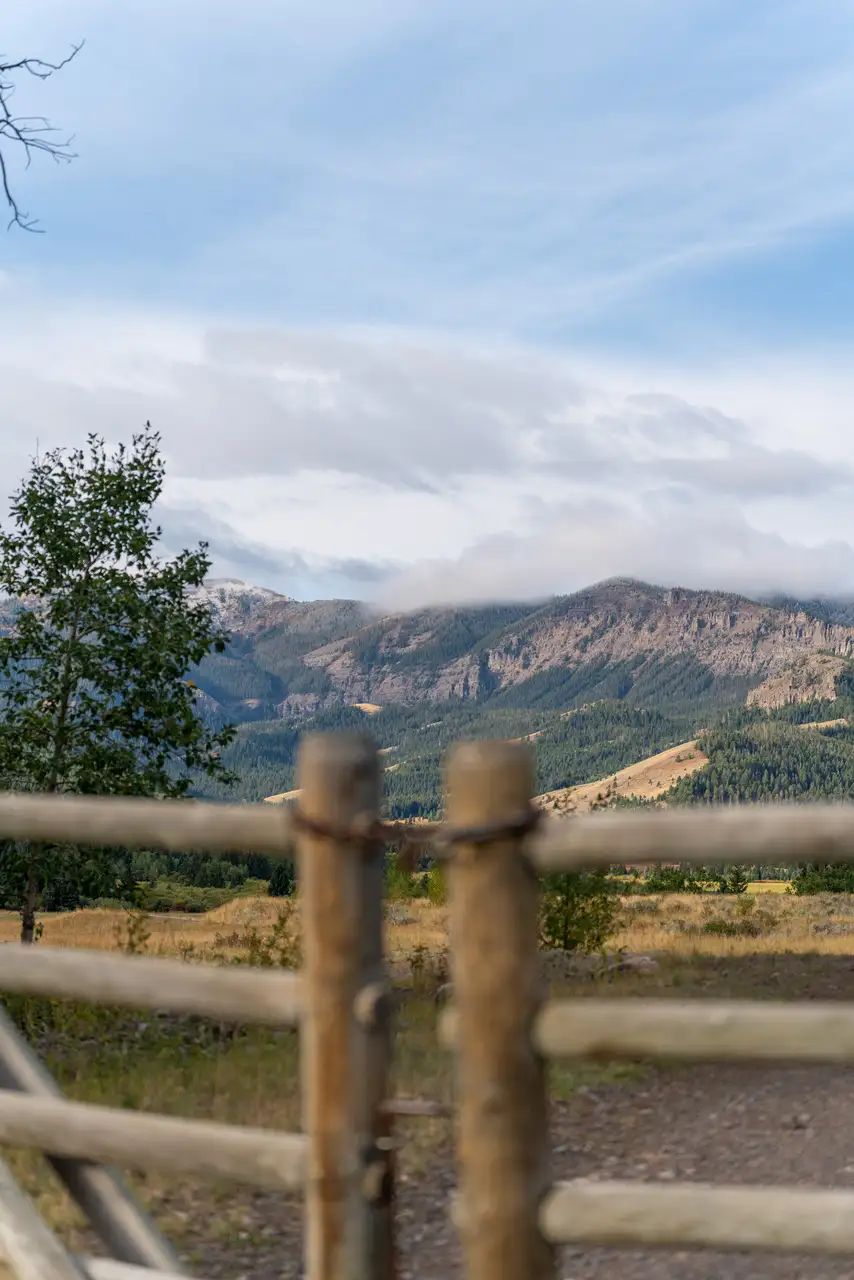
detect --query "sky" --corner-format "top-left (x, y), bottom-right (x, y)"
top-left (3, 1), bottom-right (854, 605)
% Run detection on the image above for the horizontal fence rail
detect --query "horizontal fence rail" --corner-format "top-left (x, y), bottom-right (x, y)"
top-left (538, 1180), bottom-right (854, 1256)
top-left (0, 946), bottom-right (302, 1027)
top-left (442, 998), bottom-right (854, 1064)
top-left (0, 1091), bottom-right (307, 1191)
top-left (452, 1180), bottom-right (854, 1256)
top-left (529, 801), bottom-right (854, 871)
top-left (4, 789), bottom-right (854, 871)
top-left (0, 793), bottom-right (294, 856)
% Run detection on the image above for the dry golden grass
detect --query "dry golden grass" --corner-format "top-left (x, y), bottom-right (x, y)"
top-left (534, 739), bottom-right (708, 812)
top-left (0, 896), bottom-right (451, 965)
top-left (3, 885), bottom-right (854, 1261)
top-left (615, 890), bottom-right (854, 956)
top-left (6, 886), bottom-right (854, 964)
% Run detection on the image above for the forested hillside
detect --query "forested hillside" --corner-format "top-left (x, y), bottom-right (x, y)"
top-left (667, 720), bottom-right (854, 805)
top-left (181, 577), bottom-right (854, 726)
top-left (183, 580), bottom-right (854, 816)
top-left (195, 699), bottom-right (705, 816)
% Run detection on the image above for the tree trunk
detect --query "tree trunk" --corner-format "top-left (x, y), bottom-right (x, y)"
top-left (20, 856), bottom-right (39, 945)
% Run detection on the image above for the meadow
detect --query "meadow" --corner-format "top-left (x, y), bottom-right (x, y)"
top-left (4, 884), bottom-right (854, 1269)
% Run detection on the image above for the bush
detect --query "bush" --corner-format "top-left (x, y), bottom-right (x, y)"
top-left (723, 864), bottom-right (749, 895)
top-left (790, 864), bottom-right (854, 894)
top-left (701, 917), bottom-right (762, 938)
top-left (426, 863), bottom-right (447, 906)
top-left (637, 866), bottom-right (705, 894)
top-left (384, 852), bottom-right (416, 901)
top-left (139, 879), bottom-right (234, 913)
top-left (539, 871), bottom-right (619, 953)
top-left (227, 903), bottom-right (301, 968)
top-left (268, 860), bottom-right (296, 897)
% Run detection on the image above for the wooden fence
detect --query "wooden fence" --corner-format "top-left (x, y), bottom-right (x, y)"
top-left (2, 733), bottom-right (854, 1277)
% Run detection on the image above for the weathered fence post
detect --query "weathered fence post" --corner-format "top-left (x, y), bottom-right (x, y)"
top-left (445, 739), bottom-right (555, 1280)
top-left (297, 732), bottom-right (394, 1280)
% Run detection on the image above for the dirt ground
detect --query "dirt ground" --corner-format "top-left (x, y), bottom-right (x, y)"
top-left (151, 952), bottom-right (854, 1280)
top-left (10, 902), bottom-right (854, 1276)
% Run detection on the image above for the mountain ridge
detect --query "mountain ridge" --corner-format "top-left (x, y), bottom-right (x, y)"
top-left (187, 576), bottom-right (854, 723)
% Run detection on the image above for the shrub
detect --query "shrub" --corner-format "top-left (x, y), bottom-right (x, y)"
top-left (701, 918), bottom-right (761, 938)
top-left (384, 852), bottom-right (415, 901)
top-left (426, 863), bottom-right (447, 906)
top-left (638, 866), bottom-right (704, 894)
top-left (724, 864), bottom-right (750, 895)
top-left (139, 879), bottom-right (233, 913)
top-left (268, 860), bottom-right (296, 898)
top-left (539, 871), bottom-right (619, 953)
top-left (228, 903), bottom-right (301, 968)
top-left (790, 864), bottom-right (854, 894)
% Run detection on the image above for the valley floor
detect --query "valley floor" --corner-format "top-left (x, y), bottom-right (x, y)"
top-left (178, 954), bottom-right (854, 1280)
top-left (9, 902), bottom-right (854, 1277)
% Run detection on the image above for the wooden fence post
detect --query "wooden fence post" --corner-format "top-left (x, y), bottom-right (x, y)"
top-left (445, 739), bottom-right (555, 1280)
top-left (297, 732), bottom-right (394, 1280)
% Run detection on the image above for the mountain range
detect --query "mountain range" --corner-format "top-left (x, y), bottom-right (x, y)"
top-left (188, 576), bottom-right (854, 723)
top-left (185, 577), bottom-right (854, 813)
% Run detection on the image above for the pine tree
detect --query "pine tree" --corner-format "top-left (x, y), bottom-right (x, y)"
top-left (268, 860), bottom-right (296, 897)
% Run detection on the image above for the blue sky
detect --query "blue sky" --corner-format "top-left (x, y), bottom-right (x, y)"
top-left (3, 0), bottom-right (854, 603)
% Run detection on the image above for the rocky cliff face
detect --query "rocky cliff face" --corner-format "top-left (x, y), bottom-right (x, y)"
top-left (259, 579), bottom-right (854, 713)
top-left (174, 577), bottom-right (854, 719)
top-left (746, 654), bottom-right (849, 711)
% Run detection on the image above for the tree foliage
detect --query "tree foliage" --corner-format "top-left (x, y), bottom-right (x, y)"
top-left (667, 719), bottom-right (854, 806)
top-left (0, 429), bottom-right (235, 938)
top-left (268, 859), bottom-right (296, 897)
top-left (790, 864), bottom-right (854, 894)
top-left (538, 871), bottom-right (619, 953)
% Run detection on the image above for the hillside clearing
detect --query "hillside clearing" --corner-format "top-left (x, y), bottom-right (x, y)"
top-left (533, 715), bottom-right (851, 813)
top-left (535, 738), bottom-right (708, 811)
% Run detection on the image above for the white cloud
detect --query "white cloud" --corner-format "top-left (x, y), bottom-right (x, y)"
top-left (378, 495), bottom-right (854, 610)
top-left (1, 291), bottom-right (854, 603)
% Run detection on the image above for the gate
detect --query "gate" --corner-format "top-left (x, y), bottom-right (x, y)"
top-left (0, 731), bottom-right (852, 1278)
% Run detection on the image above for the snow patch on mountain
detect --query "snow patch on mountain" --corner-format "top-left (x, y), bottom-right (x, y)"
top-left (187, 578), bottom-right (289, 629)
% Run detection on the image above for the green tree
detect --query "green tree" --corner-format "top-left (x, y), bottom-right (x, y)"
top-left (538, 871), bottom-right (619, 953)
top-left (0, 429), bottom-right (236, 941)
top-left (724, 864), bottom-right (750, 895)
top-left (268, 860), bottom-right (296, 897)
top-left (790, 863), bottom-right (854, 894)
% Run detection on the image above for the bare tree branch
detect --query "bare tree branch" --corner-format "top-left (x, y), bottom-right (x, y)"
top-left (0, 42), bottom-right (84, 232)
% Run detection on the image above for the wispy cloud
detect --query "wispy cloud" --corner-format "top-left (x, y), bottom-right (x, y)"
top-left (6, 0), bottom-right (854, 342)
top-left (3, 4), bottom-right (854, 603)
top-left (379, 494), bottom-right (854, 610)
top-left (1, 293), bottom-right (854, 602)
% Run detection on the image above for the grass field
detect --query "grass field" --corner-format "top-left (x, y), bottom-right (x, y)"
top-left (2, 879), bottom-right (850, 965)
top-left (2, 884), bottom-right (854, 1266)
